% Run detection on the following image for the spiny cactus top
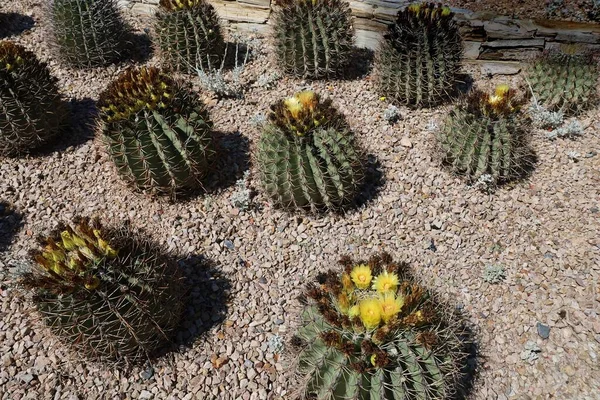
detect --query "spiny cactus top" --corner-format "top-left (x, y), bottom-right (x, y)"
top-left (438, 85), bottom-right (533, 186)
top-left (98, 67), bottom-right (215, 195)
top-left (272, 0), bottom-right (354, 79)
top-left (293, 253), bottom-right (468, 400)
top-left (21, 217), bottom-right (187, 363)
top-left (156, 0), bottom-right (225, 73)
top-left (0, 41), bottom-right (68, 156)
top-left (257, 91), bottom-right (364, 212)
top-left (376, 3), bottom-right (463, 108)
top-left (527, 46), bottom-right (599, 115)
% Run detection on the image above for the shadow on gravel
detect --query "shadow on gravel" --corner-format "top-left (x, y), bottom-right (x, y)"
top-left (125, 31), bottom-right (154, 64)
top-left (341, 47), bottom-right (374, 81)
top-left (0, 12), bottom-right (35, 38)
top-left (456, 73), bottom-right (474, 96)
top-left (352, 153), bottom-right (385, 211)
top-left (0, 202), bottom-right (23, 252)
top-left (454, 323), bottom-right (479, 400)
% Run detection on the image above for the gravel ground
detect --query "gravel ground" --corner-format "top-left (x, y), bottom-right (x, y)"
top-left (1, 1), bottom-right (600, 400)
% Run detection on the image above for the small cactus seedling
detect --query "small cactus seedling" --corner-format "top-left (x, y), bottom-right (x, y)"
top-left (376, 3), bottom-right (463, 108)
top-left (20, 217), bottom-right (187, 364)
top-left (293, 253), bottom-right (469, 400)
top-left (155, 0), bottom-right (225, 74)
top-left (0, 41), bottom-right (68, 156)
top-left (256, 90), bottom-right (364, 212)
top-left (526, 46), bottom-right (599, 115)
top-left (98, 67), bottom-right (216, 195)
top-left (50, 0), bottom-right (131, 68)
top-left (437, 85), bottom-right (533, 186)
top-left (272, 0), bottom-right (354, 79)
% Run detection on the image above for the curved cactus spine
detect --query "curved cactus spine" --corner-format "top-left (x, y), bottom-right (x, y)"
top-left (375, 3), bottom-right (463, 108)
top-left (293, 253), bottom-right (469, 400)
top-left (256, 91), bottom-right (364, 212)
top-left (272, 0), bottom-right (354, 79)
top-left (155, 0), bottom-right (225, 74)
top-left (0, 41), bottom-right (68, 156)
top-left (50, 0), bottom-right (131, 68)
top-left (98, 67), bottom-right (216, 195)
top-left (20, 217), bottom-right (187, 364)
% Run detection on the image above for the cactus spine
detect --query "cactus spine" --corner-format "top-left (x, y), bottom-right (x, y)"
top-left (20, 217), bottom-right (187, 363)
top-left (0, 41), bottom-right (68, 156)
top-left (376, 3), bottom-right (463, 108)
top-left (272, 0), bottom-right (354, 79)
top-left (256, 91), bottom-right (364, 212)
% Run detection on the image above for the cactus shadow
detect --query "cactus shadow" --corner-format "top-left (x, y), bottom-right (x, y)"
top-left (339, 47), bottom-right (374, 81)
top-left (455, 73), bottom-right (474, 96)
top-left (0, 12), bottom-right (35, 38)
top-left (205, 130), bottom-right (250, 193)
top-left (0, 202), bottom-right (23, 252)
top-left (125, 31), bottom-right (154, 64)
top-left (352, 153), bottom-right (385, 210)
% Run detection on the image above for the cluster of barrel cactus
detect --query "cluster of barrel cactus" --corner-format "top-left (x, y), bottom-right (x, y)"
top-left (155, 0), bottom-right (225, 73)
top-left (375, 3), bottom-right (463, 108)
top-left (272, 0), bottom-right (354, 79)
top-left (50, 0), bottom-right (131, 68)
top-left (0, 41), bottom-right (68, 156)
top-left (20, 217), bottom-right (187, 363)
top-left (97, 66), bottom-right (216, 195)
top-left (437, 85), bottom-right (533, 185)
top-left (293, 253), bottom-right (468, 400)
top-left (257, 90), bottom-right (364, 212)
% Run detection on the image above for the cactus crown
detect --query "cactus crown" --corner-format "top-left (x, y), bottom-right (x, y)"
top-left (159, 0), bottom-right (204, 11)
top-left (98, 67), bottom-right (175, 122)
top-left (466, 84), bottom-right (523, 119)
top-left (269, 91), bottom-right (343, 137)
top-left (390, 3), bottom-right (454, 45)
top-left (0, 41), bottom-right (26, 71)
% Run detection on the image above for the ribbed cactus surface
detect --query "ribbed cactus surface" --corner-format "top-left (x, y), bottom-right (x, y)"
top-left (98, 67), bottom-right (216, 195)
top-left (20, 217), bottom-right (187, 363)
top-left (527, 48), bottom-right (599, 115)
top-left (272, 0), bottom-right (354, 79)
top-left (294, 253), bottom-right (468, 400)
top-left (257, 91), bottom-right (364, 212)
top-left (376, 3), bottom-right (463, 108)
top-left (155, 0), bottom-right (225, 73)
top-left (0, 41), bottom-right (68, 156)
top-left (50, 0), bottom-right (131, 68)
top-left (438, 85), bottom-right (532, 185)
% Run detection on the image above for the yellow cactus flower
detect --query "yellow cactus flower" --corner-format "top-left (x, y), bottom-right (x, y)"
top-left (408, 3), bottom-right (421, 13)
top-left (341, 273), bottom-right (353, 291)
top-left (296, 90), bottom-right (317, 111)
top-left (494, 84), bottom-right (510, 98)
top-left (348, 305), bottom-right (360, 318)
top-left (84, 276), bottom-right (100, 290)
top-left (350, 264), bottom-right (372, 289)
top-left (60, 231), bottom-right (77, 251)
top-left (379, 292), bottom-right (403, 323)
top-left (359, 298), bottom-right (382, 329)
top-left (284, 96), bottom-right (303, 119)
top-left (372, 271), bottom-right (399, 293)
top-left (370, 354), bottom-right (377, 366)
top-left (441, 6), bottom-right (451, 17)
top-left (337, 292), bottom-right (351, 314)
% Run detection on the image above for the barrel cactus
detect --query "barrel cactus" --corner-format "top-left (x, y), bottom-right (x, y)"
top-left (437, 85), bottom-right (532, 186)
top-left (98, 66), bottom-right (216, 195)
top-left (0, 41), bottom-right (68, 156)
top-left (155, 0), bottom-right (225, 74)
top-left (256, 90), bottom-right (364, 212)
top-left (375, 3), bottom-right (463, 108)
top-left (526, 47), bottom-right (599, 115)
top-left (293, 253), bottom-right (468, 400)
top-left (50, 0), bottom-right (131, 68)
top-left (272, 0), bottom-right (354, 79)
top-left (20, 217), bottom-right (187, 363)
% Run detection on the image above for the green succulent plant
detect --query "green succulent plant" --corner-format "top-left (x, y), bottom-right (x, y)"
top-left (155, 0), bottom-right (225, 74)
top-left (256, 90), bottom-right (364, 212)
top-left (293, 253), bottom-right (468, 400)
top-left (20, 217), bottom-right (187, 363)
top-left (98, 66), bottom-right (216, 195)
top-left (437, 85), bottom-right (533, 186)
top-left (376, 3), bottom-right (463, 108)
top-left (526, 46), bottom-right (599, 115)
top-left (272, 0), bottom-right (354, 79)
top-left (0, 41), bottom-right (68, 156)
top-left (50, 0), bottom-right (131, 68)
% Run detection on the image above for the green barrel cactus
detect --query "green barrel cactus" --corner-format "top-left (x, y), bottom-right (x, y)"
top-left (293, 253), bottom-right (468, 400)
top-left (526, 47), bottom-right (599, 115)
top-left (272, 0), bottom-right (354, 79)
top-left (375, 3), bottom-right (463, 108)
top-left (437, 85), bottom-right (533, 186)
top-left (20, 217), bottom-right (187, 363)
top-left (50, 0), bottom-right (131, 68)
top-left (256, 90), bottom-right (364, 212)
top-left (0, 41), bottom-right (68, 156)
top-left (98, 66), bottom-right (216, 195)
top-left (155, 0), bottom-right (225, 74)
